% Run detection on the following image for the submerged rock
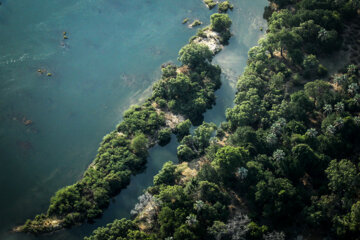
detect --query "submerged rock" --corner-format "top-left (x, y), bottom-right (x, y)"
top-left (23, 119), bottom-right (32, 126)
top-left (22, 117), bottom-right (33, 126)
top-left (37, 69), bottom-right (46, 74)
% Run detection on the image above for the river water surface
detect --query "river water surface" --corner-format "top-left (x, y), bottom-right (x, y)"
top-left (0, 0), bottom-right (267, 239)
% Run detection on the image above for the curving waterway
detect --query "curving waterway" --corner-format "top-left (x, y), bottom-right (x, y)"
top-left (0, 0), bottom-right (267, 239)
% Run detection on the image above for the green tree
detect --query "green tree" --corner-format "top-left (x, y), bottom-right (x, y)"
top-left (197, 163), bottom-right (219, 183)
top-left (228, 126), bottom-right (261, 154)
top-left (177, 144), bottom-right (197, 162)
top-left (193, 122), bottom-right (217, 152)
top-left (204, 0), bottom-right (217, 9)
top-left (158, 207), bottom-right (179, 238)
top-left (349, 201), bottom-right (360, 232)
top-left (48, 184), bottom-right (81, 216)
top-left (174, 224), bottom-right (197, 240)
top-left (267, 29), bottom-right (302, 59)
top-left (175, 120), bottom-right (192, 141)
top-left (218, 1), bottom-right (233, 13)
top-left (84, 219), bottom-right (137, 240)
top-left (325, 159), bottom-right (359, 198)
top-left (288, 90), bottom-right (314, 121)
top-left (302, 54), bottom-right (319, 78)
top-left (247, 222), bottom-right (268, 240)
top-left (178, 43), bottom-right (213, 68)
top-left (304, 80), bottom-right (334, 109)
top-left (210, 13), bottom-right (232, 33)
top-left (255, 176), bottom-right (297, 220)
top-left (161, 64), bottom-right (177, 79)
top-left (154, 161), bottom-right (178, 186)
top-left (212, 146), bottom-right (248, 179)
top-left (158, 128), bottom-right (172, 146)
top-left (317, 28), bottom-right (339, 51)
top-left (131, 133), bottom-right (148, 157)
top-left (207, 221), bottom-right (228, 240)
top-left (126, 230), bottom-right (153, 240)
top-left (288, 144), bottom-right (322, 179)
top-left (198, 181), bottom-right (230, 205)
top-left (166, 74), bottom-right (193, 99)
top-left (226, 90), bottom-right (265, 129)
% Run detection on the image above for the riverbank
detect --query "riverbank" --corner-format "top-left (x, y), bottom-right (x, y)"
top-left (15, 13), bottom-right (232, 234)
top-left (85, 0), bottom-right (360, 239)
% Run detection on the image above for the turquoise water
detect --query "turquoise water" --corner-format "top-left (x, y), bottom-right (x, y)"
top-left (0, 0), bottom-right (267, 239)
top-left (204, 0), bottom-right (267, 124)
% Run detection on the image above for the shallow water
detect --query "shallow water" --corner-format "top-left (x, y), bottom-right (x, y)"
top-left (0, 0), bottom-right (267, 239)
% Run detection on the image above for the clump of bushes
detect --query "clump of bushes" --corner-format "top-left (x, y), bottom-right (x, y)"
top-left (204, 0), bottom-right (217, 9)
top-left (153, 43), bottom-right (221, 124)
top-left (182, 18), bottom-right (189, 24)
top-left (218, 1), bottom-right (233, 13)
top-left (210, 13), bottom-right (232, 43)
top-left (189, 19), bottom-right (202, 28)
top-left (158, 128), bottom-right (172, 146)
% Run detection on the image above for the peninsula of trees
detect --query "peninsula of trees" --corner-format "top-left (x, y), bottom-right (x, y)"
top-left (84, 0), bottom-right (360, 239)
top-left (15, 13), bottom-right (232, 234)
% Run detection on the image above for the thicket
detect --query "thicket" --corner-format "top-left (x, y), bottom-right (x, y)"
top-left (152, 14), bottom-right (232, 125)
top-left (23, 104), bottom-right (164, 232)
top-left (21, 13), bottom-right (231, 234)
top-left (222, 0), bottom-right (360, 238)
top-left (86, 0), bottom-right (360, 239)
top-left (218, 1), bottom-right (234, 13)
top-left (210, 13), bottom-right (232, 44)
top-left (204, 0), bottom-right (217, 10)
top-left (189, 13), bottom-right (232, 46)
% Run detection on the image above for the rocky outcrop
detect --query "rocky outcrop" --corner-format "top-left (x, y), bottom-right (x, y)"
top-left (192, 29), bottom-right (223, 54)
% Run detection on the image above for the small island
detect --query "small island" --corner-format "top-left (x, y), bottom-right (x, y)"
top-left (83, 0), bottom-right (360, 239)
top-left (218, 1), bottom-right (233, 13)
top-left (204, 0), bottom-right (217, 10)
top-left (188, 19), bottom-right (202, 28)
top-left (182, 18), bottom-right (190, 24)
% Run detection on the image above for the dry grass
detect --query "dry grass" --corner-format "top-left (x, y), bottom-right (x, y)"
top-left (176, 65), bottom-right (190, 75)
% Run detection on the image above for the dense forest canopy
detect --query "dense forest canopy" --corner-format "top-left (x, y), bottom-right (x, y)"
top-left (15, 0), bottom-right (360, 239)
top-left (85, 0), bottom-right (360, 239)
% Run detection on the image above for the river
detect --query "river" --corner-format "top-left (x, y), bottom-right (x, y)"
top-left (0, 0), bottom-right (267, 239)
